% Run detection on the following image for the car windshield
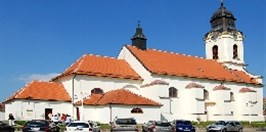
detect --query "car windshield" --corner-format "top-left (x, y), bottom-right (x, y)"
top-left (214, 121), bottom-right (227, 126)
top-left (27, 121), bottom-right (48, 127)
top-left (68, 123), bottom-right (89, 128)
top-left (115, 119), bottom-right (136, 125)
top-left (155, 122), bottom-right (171, 127)
top-left (176, 121), bottom-right (192, 126)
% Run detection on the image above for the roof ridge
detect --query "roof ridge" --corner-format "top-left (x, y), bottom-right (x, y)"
top-left (74, 54), bottom-right (86, 72)
top-left (6, 81), bottom-right (35, 101)
top-left (147, 46), bottom-right (205, 59)
top-left (86, 53), bottom-right (117, 60)
top-left (15, 81), bottom-right (36, 98)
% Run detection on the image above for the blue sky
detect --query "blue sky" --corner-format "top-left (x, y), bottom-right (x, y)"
top-left (0, 0), bottom-right (265, 102)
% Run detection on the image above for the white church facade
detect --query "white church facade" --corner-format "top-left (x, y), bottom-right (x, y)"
top-left (4, 3), bottom-right (264, 123)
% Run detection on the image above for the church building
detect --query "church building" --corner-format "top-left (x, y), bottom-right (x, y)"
top-left (4, 3), bottom-right (264, 123)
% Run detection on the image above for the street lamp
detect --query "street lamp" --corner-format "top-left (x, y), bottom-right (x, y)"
top-left (80, 92), bottom-right (88, 121)
top-left (109, 101), bottom-right (113, 123)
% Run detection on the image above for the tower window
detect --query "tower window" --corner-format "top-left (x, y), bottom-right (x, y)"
top-left (212, 45), bottom-right (218, 60)
top-left (169, 87), bottom-right (178, 98)
top-left (233, 44), bottom-right (238, 59)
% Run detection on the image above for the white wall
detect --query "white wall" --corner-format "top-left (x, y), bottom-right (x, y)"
top-left (83, 105), bottom-right (161, 124)
top-left (5, 100), bottom-right (72, 120)
top-left (0, 111), bottom-right (4, 121)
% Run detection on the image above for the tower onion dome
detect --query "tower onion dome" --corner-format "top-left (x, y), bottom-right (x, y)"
top-left (210, 3), bottom-right (237, 32)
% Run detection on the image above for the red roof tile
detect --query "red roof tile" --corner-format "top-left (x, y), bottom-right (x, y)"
top-left (5, 81), bottom-right (71, 102)
top-left (185, 83), bottom-right (205, 89)
top-left (239, 88), bottom-right (256, 93)
top-left (126, 46), bottom-right (260, 85)
top-left (54, 54), bottom-right (141, 81)
top-left (83, 89), bottom-right (161, 106)
top-left (213, 85), bottom-right (231, 91)
top-left (141, 80), bottom-right (169, 88)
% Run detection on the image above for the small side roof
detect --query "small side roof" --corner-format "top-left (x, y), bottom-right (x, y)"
top-left (5, 81), bottom-right (71, 102)
top-left (53, 54), bottom-right (142, 81)
top-left (82, 89), bottom-right (161, 106)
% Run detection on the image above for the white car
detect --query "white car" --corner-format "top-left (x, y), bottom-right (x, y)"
top-left (65, 121), bottom-right (101, 132)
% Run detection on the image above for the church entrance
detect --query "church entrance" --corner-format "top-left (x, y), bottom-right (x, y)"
top-left (45, 108), bottom-right (52, 120)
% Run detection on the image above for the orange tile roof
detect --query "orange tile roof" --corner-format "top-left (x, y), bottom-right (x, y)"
top-left (5, 81), bottom-right (71, 102)
top-left (54, 54), bottom-right (141, 81)
top-left (126, 45), bottom-right (260, 85)
top-left (82, 89), bottom-right (161, 106)
top-left (213, 85), bottom-right (231, 91)
top-left (239, 88), bottom-right (256, 93)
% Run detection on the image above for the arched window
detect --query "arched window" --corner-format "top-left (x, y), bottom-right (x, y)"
top-left (212, 45), bottom-right (218, 60)
top-left (204, 89), bottom-right (209, 100)
top-left (91, 88), bottom-right (104, 94)
top-left (169, 87), bottom-right (178, 98)
top-left (230, 92), bottom-right (234, 101)
top-left (233, 44), bottom-right (238, 59)
top-left (131, 107), bottom-right (143, 113)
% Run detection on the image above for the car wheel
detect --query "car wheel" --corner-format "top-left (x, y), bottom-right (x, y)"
top-left (238, 128), bottom-right (243, 132)
top-left (221, 129), bottom-right (227, 132)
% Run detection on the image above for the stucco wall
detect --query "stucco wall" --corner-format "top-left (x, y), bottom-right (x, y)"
top-left (82, 105), bottom-right (161, 124)
top-left (5, 100), bottom-right (72, 120)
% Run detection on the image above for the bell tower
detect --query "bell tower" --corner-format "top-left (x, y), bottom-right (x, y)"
top-left (131, 21), bottom-right (147, 50)
top-left (204, 2), bottom-right (246, 70)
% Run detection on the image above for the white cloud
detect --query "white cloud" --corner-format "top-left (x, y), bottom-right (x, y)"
top-left (18, 73), bottom-right (59, 83)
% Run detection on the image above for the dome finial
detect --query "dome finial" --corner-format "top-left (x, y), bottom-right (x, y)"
top-left (137, 20), bottom-right (141, 27)
top-left (220, 0), bottom-right (224, 7)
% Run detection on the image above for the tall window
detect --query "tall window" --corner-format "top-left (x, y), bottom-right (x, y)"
top-left (169, 87), bottom-right (178, 98)
top-left (212, 45), bottom-right (218, 60)
top-left (230, 92), bottom-right (234, 101)
top-left (204, 89), bottom-right (209, 100)
top-left (233, 44), bottom-right (238, 59)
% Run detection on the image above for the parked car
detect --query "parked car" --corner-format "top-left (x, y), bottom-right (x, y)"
top-left (172, 120), bottom-right (195, 132)
top-left (142, 120), bottom-right (173, 132)
top-left (22, 119), bottom-right (59, 132)
top-left (0, 121), bottom-right (15, 132)
top-left (111, 117), bottom-right (137, 132)
top-left (206, 120), bottom-right (243, 132)
top-left (65, 121), bottom-right (100, 132)
top-left (88, 120), bottom-right (101, 132)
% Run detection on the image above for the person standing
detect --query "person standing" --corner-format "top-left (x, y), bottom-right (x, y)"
top-left (8, 113), bottom-right (15, 126)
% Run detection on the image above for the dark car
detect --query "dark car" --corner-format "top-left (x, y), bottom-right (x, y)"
top-left (173, 120), bottom-right (195, 132)
top-left (142, 120), bottom-right (173, 132)
top-left (22, 119), bottom-right (59, 132)
top-left (206, 120), bottom-right (243, 132)
top-left (111, 117), bottom-right (137, 132)
top-left (0, 121), bottom-right (15, 132)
